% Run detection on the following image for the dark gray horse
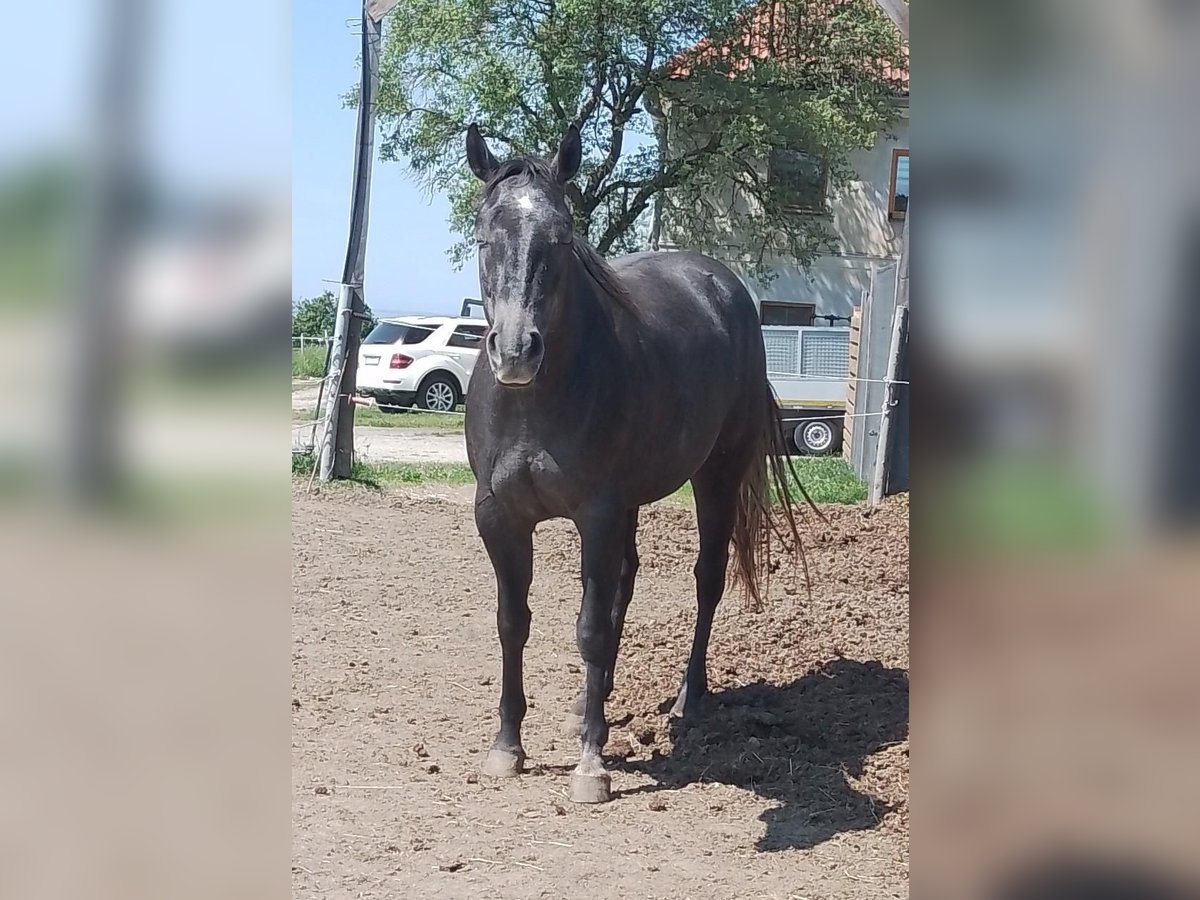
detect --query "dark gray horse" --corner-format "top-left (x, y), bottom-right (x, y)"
top-left (463, 122), bottom-right (805, 803)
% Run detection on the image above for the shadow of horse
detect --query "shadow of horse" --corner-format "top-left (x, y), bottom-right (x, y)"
top-left (989, 853), bottom-right (1200, 900)
top-left (618, 658), bottom-right (908, 851)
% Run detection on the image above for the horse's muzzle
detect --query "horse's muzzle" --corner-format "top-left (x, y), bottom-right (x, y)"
top-left (488, 328), bottom-right (543, 386)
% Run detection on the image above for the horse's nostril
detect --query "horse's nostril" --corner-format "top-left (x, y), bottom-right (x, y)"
top-left (486, 331), bottom-right (499, 355)
top-left (528, 330), bottom-right (543, 357)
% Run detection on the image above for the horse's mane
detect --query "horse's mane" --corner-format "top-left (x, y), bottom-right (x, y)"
top-left (482, 156), bottom-right (637, 315)
top-left (482, 157), bottom-right (554, 195)
top-left (570, 237), bottom-right (635, 314)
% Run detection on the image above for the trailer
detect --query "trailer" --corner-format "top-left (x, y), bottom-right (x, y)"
top-left (763, 324), bottom-right (851, 455)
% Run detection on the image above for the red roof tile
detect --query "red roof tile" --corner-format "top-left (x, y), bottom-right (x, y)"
top-left (667, 0), bottom-right (908, 91)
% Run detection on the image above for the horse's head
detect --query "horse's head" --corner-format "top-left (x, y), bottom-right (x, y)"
top-left (466, 123), bottom-right (581, 386)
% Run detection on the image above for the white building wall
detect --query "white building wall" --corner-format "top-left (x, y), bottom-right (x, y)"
top-left (659, 107), bottom-right (908, 319)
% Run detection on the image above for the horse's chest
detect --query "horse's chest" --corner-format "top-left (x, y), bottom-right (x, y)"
top-left (490, 446), bottom-right (573, 515)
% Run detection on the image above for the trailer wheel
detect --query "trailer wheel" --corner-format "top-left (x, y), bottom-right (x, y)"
top-left (795, 419), bottom-right (838, 456)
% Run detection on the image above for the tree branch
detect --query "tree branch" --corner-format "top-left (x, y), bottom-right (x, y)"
top-left (579, 44), bottom-right (656, 205)
top-left (597, 195), bottom-right (649, 255)
top-left (584, 115), bottom-right (626, 200)
top-left (592, 129), bottom-right (723, 209)
top-left (564, 181), bottom-right (587, 214)
top-left (534, 0), bottom-right (568, 122)
top-left (593, 128), bottom-right (734, 253)
top-left (575, 59), bottom-right (609, 129)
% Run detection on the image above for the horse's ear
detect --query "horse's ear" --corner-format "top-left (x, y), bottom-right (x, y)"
top-left (466, 123), bottom-right (499, 182)
top-left (550, 124), bottom-right (581, 184)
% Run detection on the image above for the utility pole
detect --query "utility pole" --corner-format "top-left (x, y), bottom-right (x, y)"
top-left (319, 0), bottom-right (398, 480)
top-left (66, 0), bottom-right (145, 502)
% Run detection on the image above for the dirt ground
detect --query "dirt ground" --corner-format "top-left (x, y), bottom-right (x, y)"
top-left (293, 422), bottom-right (469, 464)
top-left (293, 485), bottom-right (909, 899)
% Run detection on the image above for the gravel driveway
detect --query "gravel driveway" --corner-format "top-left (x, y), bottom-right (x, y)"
top-left (293, 380), bottom-right (467, 464)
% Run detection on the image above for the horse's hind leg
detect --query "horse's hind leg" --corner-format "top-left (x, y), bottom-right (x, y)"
top-left (670, 463), bottom-right (739, 718)
top-left (567, 509), bottom-right (639, 734)
top-left (477, 501), bottom-right (535, 778)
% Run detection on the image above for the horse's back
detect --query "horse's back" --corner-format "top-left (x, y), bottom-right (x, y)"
top-left (605, 250), bottom-right (767, 463)
top-left (610, 250), bottom-right (764, 373)
top-left (612, 251), bottom-right (755, 320)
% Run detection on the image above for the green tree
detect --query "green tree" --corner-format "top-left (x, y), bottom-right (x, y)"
top-left (371, 0), bottom-right (905, 278)
top-left (292, 290), bottom-right (379, 339)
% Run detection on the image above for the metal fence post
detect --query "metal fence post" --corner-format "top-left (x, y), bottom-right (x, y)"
top-left (869, 304), bottom-right (908, 506)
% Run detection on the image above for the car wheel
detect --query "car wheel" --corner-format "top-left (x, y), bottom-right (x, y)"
top-left (417, 373), bottom-right (459, 412)
top-left (794, 418), bottom-right (838, 456)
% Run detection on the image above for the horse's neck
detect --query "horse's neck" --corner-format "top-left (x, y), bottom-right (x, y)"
top-left (543, 265), bottom-right (615, 383)
top-left (532, 264), bottom-right (619, 412)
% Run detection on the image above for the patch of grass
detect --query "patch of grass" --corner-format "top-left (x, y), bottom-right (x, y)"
top-left (779, 456), bottom-right (868, 506)
top-left (669, 456), bottom-right (866, 506)
top-left (356, 461), bottom-right (476, 488)
top-left (933, 457), bottom-right (1112, 556)
top-left (0, 235), bottom-right (67, 306)
top-left (291, 402), bottom-right (465, 430)
top-left (292, 452), bottom-right (474, 489)
top-left (294, 453), bottom-right (864, 505)
top-left (347, 404), bottom-right (465, 430)
top-left (292, 450), bottom-right (317, 476)
top-left (292, 345), bottom-right (328, 379)
top-left (4, 454), bottom-right (287, 525)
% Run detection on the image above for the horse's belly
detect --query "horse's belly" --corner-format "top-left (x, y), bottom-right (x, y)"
top-left (616, 419), bottom-right (722, 504)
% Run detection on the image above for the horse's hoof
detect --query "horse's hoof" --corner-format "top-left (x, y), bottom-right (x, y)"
top-left (668, 686), bottom-right (705, 720)
top-left (481, 747), bottom-right (525, 778)
top-left (564, 712), bottom-right (584, 737)
top-left (569, 770), bottom-right (611, 804)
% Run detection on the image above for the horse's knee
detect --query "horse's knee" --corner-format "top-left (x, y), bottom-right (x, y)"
top-left (575, 613), bottom-right (610, 667)
top-left (497, 604), bottom-right (530, 647)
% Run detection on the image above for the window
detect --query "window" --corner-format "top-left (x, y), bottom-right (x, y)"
top-left (769, 148), bottom-right (828, 212)
top-left (889, 149), bottom-right (909, 220)
top-left (760, 301), bottom-right (815, 327)
top-left (363, 323), bottom-right (436, 345)
top-left (447, 324), bottom-right (487, 349)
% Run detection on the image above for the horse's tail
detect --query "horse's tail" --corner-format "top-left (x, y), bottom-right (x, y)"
top-left (729, 384), bottom-right (818, 608)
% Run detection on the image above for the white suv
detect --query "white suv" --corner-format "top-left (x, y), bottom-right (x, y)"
top-left (356, 316), bottom-right (487, 412)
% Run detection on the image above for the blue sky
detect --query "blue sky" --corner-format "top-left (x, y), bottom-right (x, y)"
top-left (293, 0), bottom-right (479, 317)
top-left (1, 0), bottom-right (289, 184)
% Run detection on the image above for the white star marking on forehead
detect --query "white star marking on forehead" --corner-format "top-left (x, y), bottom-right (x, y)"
top-left (516, 193), bottom-right (534, 212)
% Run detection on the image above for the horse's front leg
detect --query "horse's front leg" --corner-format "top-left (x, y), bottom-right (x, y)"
top-left (570, 503), bottom-right (627, 803)
top-left (566, 508), bottom-right (639, 734)
top-left (477, 500), bottom-right (534, 778)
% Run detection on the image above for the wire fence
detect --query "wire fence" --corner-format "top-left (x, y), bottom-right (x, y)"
top-left (292, 334), bottom-right (334, 353)
top-left (291, 375), bottom-right (902, 447)
top-left (291, 326), bottom-right (909, 464)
